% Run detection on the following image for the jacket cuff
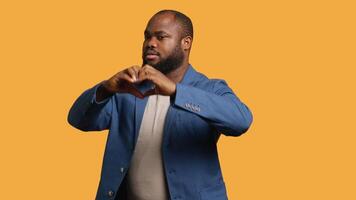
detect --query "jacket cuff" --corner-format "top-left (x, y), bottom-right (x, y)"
top-left (173, 83), bottom-right (201, 113)
top-left (91, 81), bottom-right (111, 105)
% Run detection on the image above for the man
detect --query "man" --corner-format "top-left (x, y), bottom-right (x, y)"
top-left (68, 10), bottom-right (253, 200)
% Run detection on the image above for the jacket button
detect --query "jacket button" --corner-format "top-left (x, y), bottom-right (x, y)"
top-left (108, 190), bottom-right (114, 197)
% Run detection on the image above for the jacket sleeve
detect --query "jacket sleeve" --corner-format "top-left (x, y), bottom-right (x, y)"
top-left (173, 79), bottom-right (253, 136)
top-left (67, 82), bottom-right (113, 132)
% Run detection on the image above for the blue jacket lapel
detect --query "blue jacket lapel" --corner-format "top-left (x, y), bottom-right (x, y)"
top-left (134, 80), bottom-right (153, 144)
top-left (133, 64), bottom-right (198, 145)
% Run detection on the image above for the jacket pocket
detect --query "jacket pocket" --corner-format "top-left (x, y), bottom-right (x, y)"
top-left (199, 181), bottom-right (228, 200)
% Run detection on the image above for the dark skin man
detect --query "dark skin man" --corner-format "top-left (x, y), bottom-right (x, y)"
top-left (96, 13), bottom-right (193, 102)
top-left (68, 10), bottom-right (253, 200)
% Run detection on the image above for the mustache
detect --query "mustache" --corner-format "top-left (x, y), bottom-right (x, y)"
top-left (144, 49), bottom-right (160, 56)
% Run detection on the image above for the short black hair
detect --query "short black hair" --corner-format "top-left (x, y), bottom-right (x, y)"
top-left (154, 9), bottom-right (194, 39)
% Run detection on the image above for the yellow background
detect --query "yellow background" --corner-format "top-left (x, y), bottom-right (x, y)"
top-left (1, 0), bottom-right (355, 199)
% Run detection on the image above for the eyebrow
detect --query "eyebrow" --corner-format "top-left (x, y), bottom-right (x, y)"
top-left (144, 30), bottom-right (170, 35)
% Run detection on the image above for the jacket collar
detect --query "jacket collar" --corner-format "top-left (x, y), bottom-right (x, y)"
top-left (134, 64), bottom-right (198, 147)
top-left (179, 64), bottom-right (198, 85)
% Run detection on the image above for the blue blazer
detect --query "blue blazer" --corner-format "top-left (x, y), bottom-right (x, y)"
top-left (68, 65), bottom-right (253, 200)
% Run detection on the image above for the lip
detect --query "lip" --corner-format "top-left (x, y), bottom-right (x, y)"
top-left (145, 54), bottom-right (159, 60)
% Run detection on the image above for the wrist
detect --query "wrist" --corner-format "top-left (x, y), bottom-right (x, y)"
top-left (101, 80), bottom-right (115, 94)
top-left (170, 83), bottom-right (177, 96)
top-left (96, 81), bottom-right (114, 102)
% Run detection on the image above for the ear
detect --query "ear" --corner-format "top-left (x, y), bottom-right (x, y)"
top-left (181, 36), bottom-right (192, 51)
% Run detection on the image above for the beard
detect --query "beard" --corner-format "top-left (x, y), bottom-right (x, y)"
top-left (143, 44), bottom-right (184, 75)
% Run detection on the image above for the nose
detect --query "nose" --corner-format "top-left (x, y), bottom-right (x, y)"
top-left (146, 37), bottom-right (158, 48)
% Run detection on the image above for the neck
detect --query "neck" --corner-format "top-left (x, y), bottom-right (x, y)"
top-left (165, 60), bottom-right (190, 83)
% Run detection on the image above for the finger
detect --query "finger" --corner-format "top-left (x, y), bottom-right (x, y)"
top-left (138, 68), bottom-right (150, 82)
top-left (131, 65), bottom-right (141, 80)
top-left (132, 65), bottom-right (141, 73)
top-left (120, 73), bottom-right (136, 83)
top-left (143, 66), bottom-right (159, 78)
top-left (142, 64), bottom-right (160, 74)
top-left (142, 64), bottom-right (153, 69)
top-left (127, 68), bottom-right (137, 82)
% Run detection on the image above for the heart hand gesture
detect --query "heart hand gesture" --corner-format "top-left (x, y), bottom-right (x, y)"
top-left (96, 65), bottom-right (177, 101)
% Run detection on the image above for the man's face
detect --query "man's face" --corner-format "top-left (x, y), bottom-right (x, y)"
top-left (142, 14), bottom-right (185, 74)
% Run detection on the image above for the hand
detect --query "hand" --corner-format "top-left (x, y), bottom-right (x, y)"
top-left (100, 65), bottom-right (145, 99)
top-left (137, 64), bottom-right (177, 96)
top-left (99, 65), bottom-right (176, 100)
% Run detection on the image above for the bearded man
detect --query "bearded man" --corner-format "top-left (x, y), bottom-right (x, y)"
top-left (68, 9), bottom-right (253, 200)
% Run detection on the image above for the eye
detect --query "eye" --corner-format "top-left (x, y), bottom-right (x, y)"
top-left (157, 35), bottom-right (166, 40)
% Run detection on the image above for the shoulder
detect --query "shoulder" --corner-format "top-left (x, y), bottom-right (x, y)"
top-left (192, 70), bottom-right (231, 95)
